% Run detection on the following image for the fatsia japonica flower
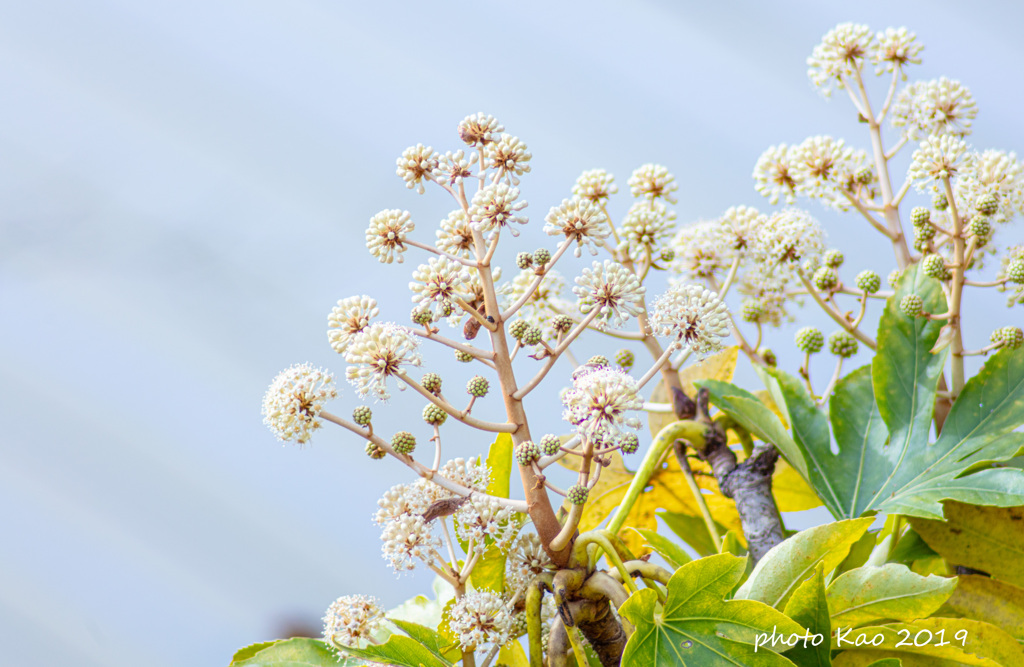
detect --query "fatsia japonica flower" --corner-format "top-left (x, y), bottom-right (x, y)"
top-left (572, 259), bottom-right (646, 328)
top-left (650, 284), bottom-right (729, 356)
top-left (261, 363), bottom-right (337, 445)
top-left (327, 295), bottom-right (378, 355)
top-left (322, 595), bottom-right (385, 647)
top-left (344, 322), bottom-right (422, 400)
top-left (561, 365), bottom-right (643, 440)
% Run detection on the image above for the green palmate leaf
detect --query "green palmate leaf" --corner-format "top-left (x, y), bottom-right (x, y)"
top-left (659, 510), bottom-right (723, 558)
top-left (228, 639), bottom-right (357, 667)
top-left (620, 553), bottom-right (803, 667)
top-left (697, 379), bottom-right (809, 480)
top-left (782, 564), bottom-right (832, 667)
top-left (871, 264), bottom-right (948, 501)
top-left (759, 318), bottom-right (1024, 521)
top-left (830, 618), bottom-right (1024, 666)
top-left (826, 564), bottom-right (956, 627)
top-left (735, 518), bottom-right (873, 610)
top-left (909, 501), bottom-right (1024, 588)
top-left (864, 661), bottom-right (901, 667)
top-left (721, 530), bottom-right (748, 558)
top-left (886, 529), bottom-right (937, 566)
top-left (938, 575), bottom-right (1024, 643)
top-left (632, 527), bottom-right (692, 570)
top-left (336, 620), bottom-right (456, 667)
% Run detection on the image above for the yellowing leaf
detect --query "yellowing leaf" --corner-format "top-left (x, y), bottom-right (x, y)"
top-left (773, 458), bottom-right (823, 512)
top-left (831, 618), bottom-right (1024, 667)
top-left (647, 346), bottom-right (739, 437)
top-left (939, 574), bottom-right (1024, 643)
top-left (909, 502), bottom-right (1024, 588)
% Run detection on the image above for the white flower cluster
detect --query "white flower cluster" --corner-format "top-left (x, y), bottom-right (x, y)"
top-left (504, 532), bottom-right (552, 596)
top-left (458, 113), bottom-right (504, 148)
top-left (573, 260), bottom-right (646, 328)
top-left (435, 210), bottom-right (476, 258)
top-left (448, 591), bottom-right (513, 650)
top-left (620, 201), bottom-right (677, 261)
top-left (261, 363), bottom-right (338, 445)
top-left (872, 27), bottom-right (923, 76)
top-left (628, 163), bottom-right (678, 203)
top-left (409, 257), bottom-right (472, 319)
top-left (891, 78), bottom-right (977, 140)
top-left (453, 494), bottom-right (518, 555)
top-left (806, 23), bottom-right (873, 95)
top-left (485, 134), bottom-right (532, 185)
top-left (437, 149), bottom-right (476, 187)
top-left (374, 459), bottom-right (493, 572)
top-left (544, 198), bottom-right (611, 257)
top-left (954, 150), bottom-right (1024, 223)
top-left (396, 144), bottom-right (439, 194)
top-left (328, 295), bottom-right (378, 355)
top-left (344, 322), bottom-right (422, 400)
top-left (754, 209), bottom-right (826, 275)
top-left (650, 284), bottom-right (730, 356)
top-left (754, 138), bottom-right (869, 211)
top-left (572, 169), bottom-right (618, 202)
top-left (753, 144), bottom-right (799, 206)
top-left (908, 135), bottom-right (971, 190)
top-left (468, 183), bottom-right (528, 237)
top-left (323, 595), bottom-right (385, 647)
top-left (365, 209), bottom-right (414, 264)
top-left (561, 365), bottom-right (642, 439)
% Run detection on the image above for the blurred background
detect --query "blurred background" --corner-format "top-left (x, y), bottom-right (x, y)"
top-left (2, 1), bottom-right (1022, 664)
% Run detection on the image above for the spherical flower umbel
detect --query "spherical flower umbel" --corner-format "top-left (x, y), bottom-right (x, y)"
top-left (409, 257), bottom-right (471, 318)
top-left (515, 441), bottom-right (540, 466)
top-left (328, 295), bottom-right (379, 355)
top-left (380, 513), bottom-right (442, 572)
top-left (323, 595), bottom-right (385, 648)
top-left (449, 591), bottom-right (513, 649)
top-left (396, 144), bottom-right (439, 194)
top-left (468, 183), bottom-right (528, 236)
top-left (807, 23), bottom-right (873, 96)
top-left (573, 260), bottom-right (646, 329)
top-left (365, 209), bottom-right (414, 264)
top-left (539, 434), bottom-right (561, 456)
top-left (458, 113), bottom-right (504, 148)
top-left (871, 27), bottom-right (923, 76)
top-left (755, 209), bottom-right (827, 273)
top-left (900, 294), bottom-right (925, 318)
top-left (485, 134), bottom-right (532, 185)
top-left (567, 484), bottom-right (589, 506)
top-left (572, 169), bottom-right (618, 202)
top-left (909, 135), bottom-right (971, 190)
top-left (628, 164), bottom-right (678, 203)
top-left (436, 150), bottom-right (475, 187)
top-left (650, 284), bottom-right (730, 356)
top-left (435, 210), bottom-right (476, 258)
top-left (543, 198), bottom-right (611, 258)
top-left (505, 532), bottom-right (552, 595)
top-left (620, 201), bottom-right (677, 260)
top-left (754, 144), bottom-right (799, 205)
top-left (829, 331), bottom-right (859, 358)
top-left (345, 322), bottom-right (423, 400)
top-left (891, 78), bottom-right (977, 140)
top-left (467, 376), bottom-right (489, 397)
top-left (454, 495), bottom-right (517, 554)
top-left (422, 404), bottom-right (447, 426)
top-left (561, 365), bottom-right (643, 439)
top-left (262, 363), bottom-right (338, 445)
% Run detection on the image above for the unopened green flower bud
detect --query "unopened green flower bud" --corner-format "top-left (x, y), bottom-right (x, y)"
top-left (539, 434), bottom-right (561, 456)
top-left (516, 252), bottom-right (534, 269)
top-left (888, 268), bottom-right (904, 289)
top-left (828, 331), bottom-right (859, 358)
top-left (467, 375), bottom-right (490, 397)
top-left (567, 484), bottom-right (589, 506)
top-left (423, 404), bottom-right (448, 425)
top-left (522, 325), bottom-right (543, 346)
top-left (967, 214), bottom-right (991, 238)
top-left (551, 315), bottom-right (574, 333)
top-left (533, 248), bottom-right (552, 266)
top-left (1007, 259), bottom-right (1024, 284)
top-left (914, 221), bottom-right (936, 242)
top-left (615, 349), bottom-right (635, 370)
top-left (933, 191), bottom-right (948, 211)
top-left (993, 326), bottom-right (1024, 349)
top-left (365, 442), bottom-right (386, 459)
top-left (976, 193), bottom-right (999, 216)
top-left (352, 406), bottom-right (373, 426)
top-left (439, 300), bottom-right (454, 317)
top-left (911, 206), bottom-right (931, 226)
top-left (922, 254), bottom-right (950, 280)
top-left (509, 319), bottom-right (530, 339)
top-left (587, 355), bottom-right (609, 367)
top-left (455, 349), bottom-right (474, 363)
top-left (421, 372), bottom-right (443, 395)
top-left (515, 440), bottom-right (540, 465)
top-left (813, 266), bottom-right (839, 291)
top-left (620, 433), bottom-right (640, 455)
top-left (855, 270), bottom-right (881, 294)
top-left (900, 293), bottom-right (924, 318)
top-left (659, 247), bottom-right (675, 262)
top-left (855, 166), bottom-right (874, 184)
top-left (411, 307), bottom-right (433, 325)
top-left (795, 327), bottom-right (824, 354)
top-left (758, 347), bottom-right (777, 367)
top-left (823, 249), bottom-right (845, 268)
top-left (391, 431), bottom-right (416, 455)
top-left (740, 298), bottom-right (764, 323)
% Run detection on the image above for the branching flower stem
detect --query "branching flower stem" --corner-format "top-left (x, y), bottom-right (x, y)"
top-left (799, 272), bottom-right (877, 350)
top-left (942, 175), bottom-right (967, 398)
top-left (501, 238), bottom-right (574, 320)
top-left (320, 410), bottom-right (529, 511)
top-left (398, 371), bottom-right (517, 433)
top-left (512, 309), bottom-right (601, 400)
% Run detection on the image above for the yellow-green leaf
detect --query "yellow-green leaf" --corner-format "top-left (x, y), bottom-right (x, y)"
top-left (831, 618), bottom-right (1024, 666)
top-left (494, 641), bottom-right (529, 667)
top-left (826, 564), bottom-right (956, 627)
top-left (647, 346), bottom-right (739, 437)
top-left (909, 502), bottom-right (1024, 588)
top-left (782, 563), bottom-right (831, 667)
top-left (938, 574), bottom-right (1024, 643)
top-left (735, 518), bottom-right (874, 610)
top-left (485, 433), bottom-right (514, 499)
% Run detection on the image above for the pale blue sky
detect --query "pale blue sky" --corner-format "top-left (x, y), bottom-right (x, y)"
top-left (2, 1), bottom-right (1022, 665)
